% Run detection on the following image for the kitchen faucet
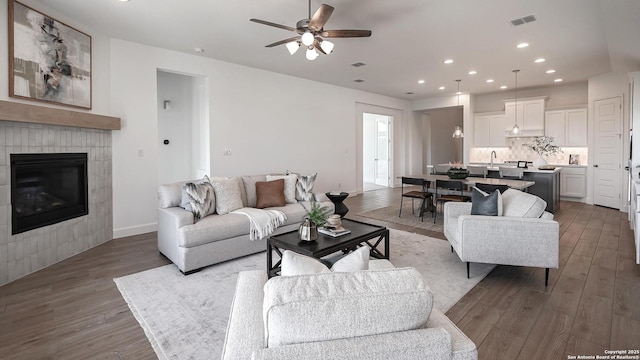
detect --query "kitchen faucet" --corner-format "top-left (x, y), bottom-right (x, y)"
top-left (490, 150), bottom-right (497, 168)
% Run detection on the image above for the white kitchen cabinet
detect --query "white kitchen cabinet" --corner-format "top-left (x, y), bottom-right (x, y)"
top-left (560, 167), bottom-right (586, 198)
top-left (504, 96), bottom-right (547, 136)
top-left (474, 113), bottom-right (507, 147)
top-left (545, 108), bottom-right (587, 146)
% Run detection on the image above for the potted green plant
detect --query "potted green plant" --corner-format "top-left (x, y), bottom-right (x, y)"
top-left (299, 201), bottom-right (332, 241)
top-left (524, 136), bottom-right (562, 168)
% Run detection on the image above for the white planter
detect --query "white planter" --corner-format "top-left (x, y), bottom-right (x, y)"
top-left (533, 154), bottom-right (548, 169)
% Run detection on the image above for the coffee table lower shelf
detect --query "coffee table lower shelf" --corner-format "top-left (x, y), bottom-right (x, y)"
top-left (267, 219), bottom-right (389, 278)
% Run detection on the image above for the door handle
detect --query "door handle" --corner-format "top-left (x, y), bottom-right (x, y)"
top-left (593, 164), bottom-right (599, 167)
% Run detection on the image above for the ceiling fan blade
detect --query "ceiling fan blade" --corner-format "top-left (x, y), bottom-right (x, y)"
top-left (265, 36), bottom-right (300, 48)
top-left (321, 29), bottom-right (372, 38)
top-left (313, 39), bottom-right (326, 55)
top-left (308, 4), bottom-right (334, 32)
top-left (250, 18), bottom-right (297, 32)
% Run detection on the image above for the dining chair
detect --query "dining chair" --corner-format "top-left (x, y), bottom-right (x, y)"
top-left (498, 166), bottom-right (524, 179)
top-left (433, 179), bottom-right (470, 223)
top-left (399, 177), bottom-right (432, 222)
top-left (432, 164), bottom-right (451, 175)
top-left (474, 182), bottom-right (509, 194)
top-left (467, 165), bottom-right (488, 178)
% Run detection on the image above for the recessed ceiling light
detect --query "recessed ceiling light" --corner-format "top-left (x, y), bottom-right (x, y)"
top-left (468, 70), bottom-right (477, 75)
top-left (546, 69), bottom-right (556, 74)
top-left (193, 48), bottom-right (205, 53)
top-left (443, 59), bottom-right (454, 64)
top-left (554, 78), bottom-right (563, 82)
top-left (118, 0), bottom-right (129, 2)
top-left (500, 85), bottom-right (508, 89)
top-left (486, 79), bottom-right (494, 83)
top-left (418, 80), bottom-right (425, 84)
top-left (438, 86), bottom-right (445, 90)
top-left (517, 42), bottom-right (529, 48)
top-left (534, 58), bottom-right (546, 63)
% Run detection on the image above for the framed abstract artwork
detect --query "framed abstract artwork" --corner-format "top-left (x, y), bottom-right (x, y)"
top-left (8, 0), bottom-right (92, 109)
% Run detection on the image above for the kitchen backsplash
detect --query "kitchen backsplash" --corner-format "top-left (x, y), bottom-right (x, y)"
top-left (469, 137), bottom-right (588, 165)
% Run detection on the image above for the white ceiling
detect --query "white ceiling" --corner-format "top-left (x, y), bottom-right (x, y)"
top-left (30, 0), bottom-right (640, 100)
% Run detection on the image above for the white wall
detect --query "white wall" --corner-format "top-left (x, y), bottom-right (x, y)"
top-left (110, 39), bottom-right (411, 237)
top-left (362, 114), bottom-right (376, 183)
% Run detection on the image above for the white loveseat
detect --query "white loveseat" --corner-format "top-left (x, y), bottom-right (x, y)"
top-left (157, 174), bottom-right (334, 274)
top-left (221, 260), bottom-right (478, 360)
top-left (443, 188), bottom-right (559, 285)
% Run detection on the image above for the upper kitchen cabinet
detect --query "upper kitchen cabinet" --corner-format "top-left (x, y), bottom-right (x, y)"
top-left (545, 108), bottom-right (587, 146)
top-left (474, 113), bottom-right (508, 147)
top-left (503, 96), bottom-right (547, 137)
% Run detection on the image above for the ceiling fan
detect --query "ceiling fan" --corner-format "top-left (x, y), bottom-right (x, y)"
top-left (250, 0), bottom-right (372, 60)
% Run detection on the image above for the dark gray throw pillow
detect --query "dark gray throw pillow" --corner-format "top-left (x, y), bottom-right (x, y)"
top-left (471, 187), bottom-right (499, 216)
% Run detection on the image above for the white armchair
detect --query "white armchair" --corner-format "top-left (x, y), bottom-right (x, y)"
top-left (443, 189), bottom-right (559, 286)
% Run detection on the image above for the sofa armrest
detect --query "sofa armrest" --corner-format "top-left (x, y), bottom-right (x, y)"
top-left (251, 328), bottom-right (452, 360)
top-left (457, 215), bottom-right (559, 268)
top-left (158, 206), bottom-right (194, 230)
top-left (221, 270), bottom-right (268, 360)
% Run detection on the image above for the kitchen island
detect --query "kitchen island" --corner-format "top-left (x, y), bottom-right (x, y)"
top-left (483, 166), bottom-right (561, 213)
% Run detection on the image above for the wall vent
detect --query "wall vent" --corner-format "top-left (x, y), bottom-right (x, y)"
top-left (351, 62), bottom-right (366, 67)
top-left (509, 14), bottom-right (537, 27)
top-left (353, 79), bottom-right (365, 83)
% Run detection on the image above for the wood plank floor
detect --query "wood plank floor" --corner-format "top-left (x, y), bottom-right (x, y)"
top-left (0, 187), bottom-right (638, 359)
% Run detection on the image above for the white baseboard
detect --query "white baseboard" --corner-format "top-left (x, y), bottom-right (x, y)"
top-left (113, 222), bottom-right (158, 239)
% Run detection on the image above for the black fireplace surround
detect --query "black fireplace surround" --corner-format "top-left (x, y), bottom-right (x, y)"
top-left (10, 153), bottom-right (88, 235)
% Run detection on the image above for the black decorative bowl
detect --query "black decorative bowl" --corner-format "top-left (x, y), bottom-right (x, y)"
top-left (447, 168), bottom-right (469, 179)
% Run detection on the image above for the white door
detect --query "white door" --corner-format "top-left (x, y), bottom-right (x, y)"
top-left (594, 96), bottom-right (623, 208)
top-left (374, 118), bottom-right (390, 186)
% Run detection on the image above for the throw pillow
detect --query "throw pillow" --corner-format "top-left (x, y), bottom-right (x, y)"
top-left (280, 246), bottom-right (370, 276)
top-left (182, 175), bottom-right (216, 220)
top-left (501, 188), bottom-right (547, 218)
top-left (470, 187), bottom-right (500, 216)
top-left (266, 174), bottom-right (298, 204)
top-left (241, 175), bottom-right (267, 207)
top-left (255, 179), bottom-right (287, 209)
top-left (210, 178), bottom-right (244, 215)
top-left (287, 171), bottom-right (317, 201)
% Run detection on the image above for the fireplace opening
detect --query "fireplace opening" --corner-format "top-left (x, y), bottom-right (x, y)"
top-left (10, 153), bottom-right (88, 235)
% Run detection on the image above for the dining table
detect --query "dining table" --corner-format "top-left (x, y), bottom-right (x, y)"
top-left (399, 174), bottom-right (536, 219)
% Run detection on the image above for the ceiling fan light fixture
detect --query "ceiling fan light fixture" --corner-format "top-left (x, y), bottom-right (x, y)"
top-left (320, 40), bottom-right (334, 54)
top-left (301, 31), bottom-right (314, 46)
top-left (306, 47), bottom-right (318, 60)
top-left (285, 41), bottom-right (300, 55)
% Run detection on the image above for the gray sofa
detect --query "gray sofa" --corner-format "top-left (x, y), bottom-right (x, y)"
top-left (221, 260), bottom-right (478, 360)
top-left (157, 175), bottom-right (334, 274)
top-left (443, 188), bottom-right (559, 285)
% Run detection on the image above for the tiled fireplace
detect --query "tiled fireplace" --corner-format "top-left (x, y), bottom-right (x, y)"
top-left (0, 121), bottom-right (113, 286)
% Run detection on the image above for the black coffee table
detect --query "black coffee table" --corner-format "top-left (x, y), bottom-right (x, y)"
top-left (267, 218), bottom-right (389, 278)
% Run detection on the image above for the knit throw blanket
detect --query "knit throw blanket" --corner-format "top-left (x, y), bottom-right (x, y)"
top-left (230, 208), bottom-right (287, 241)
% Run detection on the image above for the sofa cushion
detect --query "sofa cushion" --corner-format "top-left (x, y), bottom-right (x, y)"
top-left (281, 246), bottom-right (370, 276)
top-left (470, 187), bottom-right (501, 216)
top-left (211, 178), bottom-right (244, 215)
top-left (256, 179), bottom-right (287, 209)
top-left (287, 171), bottom-right (317, 201)
top-left (242, 175), bottom-right (267, 207)
top-left (182, 176), bottom-right (216, 221)
top-left (158, 180), bottom-right (191, 209)
top-left (263, 267), bottom-right (433, 347)
top-left (266, 174), bottom-right (298, 204)
top-left (177, 213), bottom-right (250, 248)
top-left (501, 188), bottom-right (547, 218)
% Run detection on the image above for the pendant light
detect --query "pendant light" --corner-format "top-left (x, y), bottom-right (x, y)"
top-left (452, 79), bottom-right (464, 138)
top-left (511, 70), bottom-right (520, 135)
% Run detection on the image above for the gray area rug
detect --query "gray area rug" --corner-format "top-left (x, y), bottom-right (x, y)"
top-left (114, 229), bottom-right (494, 360)
top-left (357, 204), bottom-right (444, 233)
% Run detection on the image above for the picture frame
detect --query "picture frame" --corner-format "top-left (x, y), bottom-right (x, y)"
top-left (8, 0), bottom-right (92, 109)
top-left (569, 154), bottom-right (580, 165)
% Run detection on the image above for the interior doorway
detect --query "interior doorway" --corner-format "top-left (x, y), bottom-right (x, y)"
top-left (157, 70), bottom-right (210, 185)
top-left (593, 96), bottom-right (622, 209)
top-left (363, 112), bottom-right (392, 191)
